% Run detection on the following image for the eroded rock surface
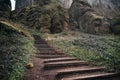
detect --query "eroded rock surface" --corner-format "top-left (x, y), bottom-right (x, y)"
top-left (69, 0), bottom-right (109, 34)
top-left (69, 0), bottom-right (120, 34)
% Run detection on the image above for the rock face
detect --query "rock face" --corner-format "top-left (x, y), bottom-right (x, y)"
top-left (15, 0), bottom-right (73, 9)
top-left (15, 0), bottom-right (35, 9)
top-left (14, 0), bottom-right (120, 34)
top-left (69, 0), bottom-right (120, 34)
top-left (87, 0), bottom-right (120, 34)
top-left (13, 0), bottom-right (69, 33)
top-left (87, 0), bottom-right (120, 18)
top-left (69, 0), bottom-right (110, 34)
top-left (59, 0), bottom-right (73, 8)
top-left (0, 0), bottom-right (11, 18)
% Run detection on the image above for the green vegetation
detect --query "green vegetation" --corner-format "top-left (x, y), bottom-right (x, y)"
top-left (44, 31), bottom-right (120, 72)
top-left (12, 0), bottom-right (68, 34)
top-left (0, 21), bottom-right (36, 80)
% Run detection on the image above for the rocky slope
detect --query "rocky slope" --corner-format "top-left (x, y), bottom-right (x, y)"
top-left (13, 0), bottom-right (120, 34)
top-left (12, 0), bottom-right (69, 33)
top-left (69, 0), bottom-right (120, 34)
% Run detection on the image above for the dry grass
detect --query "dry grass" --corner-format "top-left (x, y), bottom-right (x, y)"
top-left (0, 21), bottom-right (32, 38)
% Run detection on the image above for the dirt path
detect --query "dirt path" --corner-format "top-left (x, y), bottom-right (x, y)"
top-left (23, 35), bottom-right (119, 80)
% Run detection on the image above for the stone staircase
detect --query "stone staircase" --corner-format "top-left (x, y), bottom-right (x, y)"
top-left (34, 35), bottom-right (120, 80)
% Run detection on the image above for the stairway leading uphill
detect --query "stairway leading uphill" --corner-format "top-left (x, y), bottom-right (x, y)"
top-left (33, 35), bottom-right (120, 80)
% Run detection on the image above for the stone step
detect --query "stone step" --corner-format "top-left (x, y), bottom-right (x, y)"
top-left (44, 60), bottom-right (89, 69)
top-left (61, 72), bottom-right (118, 80)
top-left (43, 57), bottom-right (77, 63)
top-left (36, 55), bottom-right (67, 59)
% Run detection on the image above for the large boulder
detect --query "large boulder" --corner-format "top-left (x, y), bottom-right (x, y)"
top-left (69, 0), bottom-right (110, 34)
top-left (12, 0), bottom-right (69, 33)
top-left (80, 12), bottom-right (110, 34)
top-left (0, 0), bottom-right (11, 18)
top-left (87, 0), bottom-right (120, 18)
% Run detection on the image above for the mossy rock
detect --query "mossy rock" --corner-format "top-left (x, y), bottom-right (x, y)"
top-left (69, 0), bottom-right (110, 34)
top-left (12, 0), bottom-right (69, 33)
top-left (26, 62), bottom-right (34, 69)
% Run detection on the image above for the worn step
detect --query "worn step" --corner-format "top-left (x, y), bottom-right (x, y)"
top-left (56, 67), bottom-right (106, 79)
top-left (35, 44), bottom-right (51, 48)
top-left (56, 67), bottom-right (105, 75)
top-left (61, 72), bottom-right (118, 80)
top-left (37, 48), bottom-right (55, 50)
top-left (44, 60), bottom-right (89, 69)
top-left (43, 57), bottom-right (77, 63)
top-left (35, 40), bottom-right (47, 42)
top-left (37, 50), bottom-right (56, 52)
top-left (36, 55), bottom-right (67, 59)
top-left (38, 50), bottom-right (58, 53)
top-left (38, 48), bottom-right (56, 53)
top-left (34, 40), bottom-right (46, 42)
top-left (35, 42), bottom-right (48, 44)
top-left (36, 52), bottom-right (65, 55)
top-left (39, 47), bottom-right (55, 50)
top-left (35, 42), bottom-right (49, 45)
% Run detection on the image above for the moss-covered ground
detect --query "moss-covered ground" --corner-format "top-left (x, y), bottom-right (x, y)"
top-left (0, 20), bottom-right (36, 80)
top-left (41, 30), bottom-right (120, 72)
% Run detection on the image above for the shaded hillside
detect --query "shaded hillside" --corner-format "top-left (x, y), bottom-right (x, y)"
top-left (0, 0), bottom-right (36, 80)
top-left (0, 20), bottom-right (35, 80)
top-left (12, 0), bottom-right (69, 33)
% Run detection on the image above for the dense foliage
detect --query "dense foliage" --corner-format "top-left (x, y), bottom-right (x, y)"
top-left (0, 21), bottom-right (36, 80)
